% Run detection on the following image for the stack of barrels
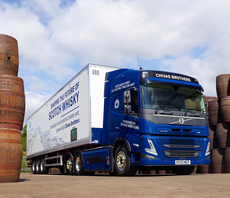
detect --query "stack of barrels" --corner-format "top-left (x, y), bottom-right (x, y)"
top-left (0, 34), bottom-right (25, 182)
top-left (205, 74), bottom-right (230, 174)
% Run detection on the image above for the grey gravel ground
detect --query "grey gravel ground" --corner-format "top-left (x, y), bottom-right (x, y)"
top-left (0, 173), bottom-right (230, 198)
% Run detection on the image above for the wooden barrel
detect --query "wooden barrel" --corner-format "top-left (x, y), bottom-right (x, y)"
top-left (207, 96), bottom-right (218, 103)
top-left (157, 169), bottom-right (166, 175)
top-left (191, 166), bottom-right (197, 175)
top-left (149, 170), bottom-right (156, 175)
top-left (216, 123), bottom-right (230, 149)
top-left (211, 149), bottom-right (225, 173)
top-left (198, 165), bottom-right (209, 174)
top-left (208, 100), bottom-right (221, 125)
top-left (0, 126), bottom-right (22, 182)
top-left (225, 147), bottom-right (230, 173)
top-left (209, 126), bottom-right (215, 149)
top-left (220, 96), bottom-right (230, 122)
top-left (216, 74), bottom-right (230, 100)
top-left (0, 75), bottom-right (25, 130)
top-left (0, 34), bottom-right (19, 76)
top-left (166, 168), bottom-right (173, 175)
top-left (203, 95), bottom-right (208, 112)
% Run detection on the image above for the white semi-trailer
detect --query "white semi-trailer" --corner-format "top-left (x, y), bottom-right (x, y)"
top-left (27, 63), bottom-right (210, 176)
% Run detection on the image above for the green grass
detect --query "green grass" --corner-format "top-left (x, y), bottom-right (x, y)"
top-left (21, 156), bottom-right (27, 169)
top-left (21, 156), bottom-right (31, 173)
top-left (21, 136), bottom-right (26, 152)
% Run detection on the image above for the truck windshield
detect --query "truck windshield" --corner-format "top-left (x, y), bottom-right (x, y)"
top-left (141, 84), bottom-right (206, 113)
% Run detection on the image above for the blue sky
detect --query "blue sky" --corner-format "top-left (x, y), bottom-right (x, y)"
top-left (1, 0), bottom-right (230, 125)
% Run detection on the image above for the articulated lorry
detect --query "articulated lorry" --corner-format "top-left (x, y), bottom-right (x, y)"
top-left (27, 64), bottom-right (210, 176)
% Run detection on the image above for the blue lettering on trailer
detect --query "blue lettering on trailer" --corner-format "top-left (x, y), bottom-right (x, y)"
top-left (62, 92), bottom-right (79, 112)
top-left (48, 82), bottom-right (80, 120)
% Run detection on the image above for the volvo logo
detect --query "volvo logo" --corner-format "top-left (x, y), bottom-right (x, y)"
top-left (179, 118), bottom-right (184, 124)
top-left (114, 99), bottom-right (119, 109)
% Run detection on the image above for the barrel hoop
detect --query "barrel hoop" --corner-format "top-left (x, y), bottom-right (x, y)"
top-left (0, 77), bottom-right (23, 83)
top-left (0, 64), bottom-right (18, 71)
top-left (0, 129), bottom-right (20, 134)
top-left (0, 165), bottom-right (21, 170)
top-left (0, 120), bottom-right (23, 125)
top-left (0, 89), bottom-right (24, 95)
top-left (220, 103), bottom-right (230, 107)
top-left (0, 108), bottom-right (25, 114)
top-left (0, 125), bottom-right (21, 130)
top-left (0, 139), bottom-right (22, 144)
top-left (0, 127), bottom-right (20, 131)
top-left (0, 74), bottom-right (23, 82)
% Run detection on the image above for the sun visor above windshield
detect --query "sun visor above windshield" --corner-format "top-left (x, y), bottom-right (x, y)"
top-left (140, 71), bottom-right (204, 91)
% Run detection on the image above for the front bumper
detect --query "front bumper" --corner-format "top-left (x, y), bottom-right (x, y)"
top-left (132, 134), bottom-right (211, 166)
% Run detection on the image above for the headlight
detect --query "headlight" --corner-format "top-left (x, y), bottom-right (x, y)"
top-left (205, 142), bottom-right (210, 156)
top-left (145, 139), bottom-right (158, 156)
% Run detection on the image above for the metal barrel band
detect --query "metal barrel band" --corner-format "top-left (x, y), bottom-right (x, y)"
top-left (0, 120), bottom-right (24, 125)
top-left (0, 165), bottom-right (21, 170)
top-left (0, 129), bottom-right (21, 134)
top-left (0, 107), bottom-right (25, 114)
top-left (0, 139), bottom-right (22, 144)
top-left (0, 89), bottom-right (25, 95)
top-left (0, 76), bottom-right (23, 83)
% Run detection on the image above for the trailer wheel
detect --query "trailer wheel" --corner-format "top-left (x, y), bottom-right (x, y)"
top-left (114, 145), bottom-right (136, 176)
top-left (31, 160), bottom-right (36, 174)
top-left (40, 158), bottom-right (48, 174)
top-left (74, 153), bottom-right (83, 175)
top-left (36, 159), bottom-right (40, 174)
top-left (63, 152), bottom-right (74, 175)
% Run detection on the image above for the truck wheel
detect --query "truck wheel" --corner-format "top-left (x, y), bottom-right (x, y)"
top-left (40, 158), bottom-right (48, 174)
top-left (74, 153), bottom-right (83, 175)
top-left (174, 166), bottom-right (195, 175)
top-left (31, 160), bottom-right (36, 174)
top-left (114, 145), bottom-right (136, 176)
top-left (36, 159), bottom-right (40, 174)
top-left (64, 152), bottom-right (74, 175)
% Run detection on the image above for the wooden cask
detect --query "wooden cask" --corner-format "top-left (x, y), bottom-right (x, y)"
top-left (0, 34), bottom-right (19, 76)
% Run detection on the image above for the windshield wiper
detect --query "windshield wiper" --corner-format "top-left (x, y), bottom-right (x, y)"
top-left (185, 108), bottom-right (200, 117)
top-left (158, 110), bottom-right (173, 115)
top-left (155, 105), bottom-right (165, 114)
top-left (155, 106), bottom-right (174, 115)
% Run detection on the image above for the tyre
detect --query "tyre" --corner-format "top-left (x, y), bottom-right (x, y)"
top-left (174, 166), bottom-right (195, 175)
top-left (114, 145), bottom-right (137, 176)
top-left (35, 159), bottom-right (40, 174)
top-left (64, 153), bottom-right (74, 175)
top-left (31, 160), bottom-right (36, 174)
top-left (74, 153), bottom-right (83, 175)
top-left (40, 158), bottom-right (48, 174)
top-left (66, 158), bottom-right (74, 175)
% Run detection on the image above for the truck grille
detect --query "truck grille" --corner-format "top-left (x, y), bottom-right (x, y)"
top-left (163, 150), bottom-right (200, 158)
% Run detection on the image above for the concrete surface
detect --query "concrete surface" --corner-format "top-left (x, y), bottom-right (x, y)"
top-left (0, 173), bottom-right (230, 198)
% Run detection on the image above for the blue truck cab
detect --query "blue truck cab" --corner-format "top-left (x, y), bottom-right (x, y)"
top-left (102, 69), bottom-right (210, 175)
top-left (28, 65), bottom-right (210, 176)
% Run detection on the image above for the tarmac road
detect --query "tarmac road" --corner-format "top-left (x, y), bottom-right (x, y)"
top-left (0, 173), bottom-right (230, 198)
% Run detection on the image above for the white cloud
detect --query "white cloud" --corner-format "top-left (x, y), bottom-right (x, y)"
top-left (26, 75), bottom-right (53, 93)
top-left (1, 0), bottom-right (230, 125)
top-left (24, 91), bottom-right (51, 125)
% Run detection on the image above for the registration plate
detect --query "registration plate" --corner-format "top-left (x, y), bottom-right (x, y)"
top-left (175, 160), bottom-right (191, 165)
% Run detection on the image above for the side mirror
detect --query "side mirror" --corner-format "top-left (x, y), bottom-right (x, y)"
top-left (124, 90), bottom-right (131, 104)
top-left (125, 104), bottom-right (132, 114)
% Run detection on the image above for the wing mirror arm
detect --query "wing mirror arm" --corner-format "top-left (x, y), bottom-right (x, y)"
top-left (125, 87), bottom-right (139, 122)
